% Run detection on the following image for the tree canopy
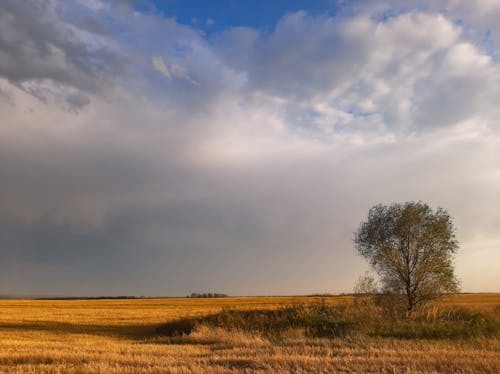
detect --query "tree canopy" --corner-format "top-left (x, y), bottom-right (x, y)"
top-left (354, 201), bottom-right (459, 315)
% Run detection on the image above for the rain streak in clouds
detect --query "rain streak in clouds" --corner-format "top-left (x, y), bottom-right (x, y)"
top-left (0, 0), bottom-right (499, 296)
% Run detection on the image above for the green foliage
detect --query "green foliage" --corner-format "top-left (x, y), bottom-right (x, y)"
top-left (157, 302), bottom-right (362, 338)
top-left (371, 308), bottom-right (499, 339)
top-left (156, 299), bottom-right (499, 340)
top-left (355, 201), bottom-right (460, 315)
top-left (155, 318), bottom-right (197, 336)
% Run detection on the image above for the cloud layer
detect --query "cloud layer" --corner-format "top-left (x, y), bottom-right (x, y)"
top-left (0, 0), bottom-right (499, 295)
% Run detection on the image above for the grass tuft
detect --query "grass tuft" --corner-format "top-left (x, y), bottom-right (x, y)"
top-left (156, 298), bottom-right (500, 340)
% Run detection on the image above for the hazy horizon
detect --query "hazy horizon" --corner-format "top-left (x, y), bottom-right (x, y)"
top-left (1, 0), bottom-right (499, 296)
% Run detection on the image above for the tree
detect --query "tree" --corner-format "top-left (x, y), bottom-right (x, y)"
top-left (354, 271), bottom-right (378, 295)
top-left (354, 202), bottom-right (459, 316)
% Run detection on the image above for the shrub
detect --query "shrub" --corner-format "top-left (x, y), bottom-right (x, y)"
top-left (157, 302), bottom-right (367, 339)
top-left (371, 307), bottom-right (499, 339)
top-left (156, 300), bottom-right (499, 340)
top-left (155, 318), bottom-right (197, 336)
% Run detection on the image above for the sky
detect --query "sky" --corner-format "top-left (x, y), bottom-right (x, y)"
top-left (0, 0), bottom-right (499, 296)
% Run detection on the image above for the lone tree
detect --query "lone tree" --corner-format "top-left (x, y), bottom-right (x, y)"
top-left (354, 201), bottom-right (459, 315)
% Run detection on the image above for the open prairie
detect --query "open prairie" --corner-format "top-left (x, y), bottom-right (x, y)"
top-left (0, 294), bottom-right (498, 373)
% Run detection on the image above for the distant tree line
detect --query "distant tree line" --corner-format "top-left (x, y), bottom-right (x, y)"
top-left (35, 296), bottom-right (138, 300)
top-left (188, 292), bottom-right (228, 298)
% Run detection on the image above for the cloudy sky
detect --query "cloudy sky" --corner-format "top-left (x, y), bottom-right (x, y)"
top-left (1, 0), bottom-right (499, 296)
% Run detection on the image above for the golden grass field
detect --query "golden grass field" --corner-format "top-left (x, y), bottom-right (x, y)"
top-left (0, 294), bottom-right (498, 373)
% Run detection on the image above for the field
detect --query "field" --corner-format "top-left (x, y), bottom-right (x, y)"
top-left (0, 294), bottom-right (498, 373)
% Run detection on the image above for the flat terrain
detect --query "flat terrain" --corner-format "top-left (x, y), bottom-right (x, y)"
top-left (0, 294), bottom-right (498, 373)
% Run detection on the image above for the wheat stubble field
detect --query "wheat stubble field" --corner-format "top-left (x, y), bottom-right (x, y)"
top-left (0, 294), bottom-right (498, 373)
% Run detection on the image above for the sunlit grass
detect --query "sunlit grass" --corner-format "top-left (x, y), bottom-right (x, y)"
top-left (0, 294), bottom-right (498, 373)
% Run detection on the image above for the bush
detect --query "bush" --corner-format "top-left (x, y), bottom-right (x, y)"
top-left (374, 293), bottom-right (409, 320)
top-left (370, 306), bottom-right (499, 339)
top-left (156, 318), bottom-right (197, 336)
top-left (157, 302), bottom-right (367, 339)
top-left (156, 300), bottom-right (499, 340)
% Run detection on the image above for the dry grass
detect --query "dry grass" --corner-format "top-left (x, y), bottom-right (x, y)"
top-left (0, 294), bottom-right (498, 373)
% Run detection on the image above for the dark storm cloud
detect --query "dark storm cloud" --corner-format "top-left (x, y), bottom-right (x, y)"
top-left (0, 215), bottom-right (129, 263)
top-left (0, 0), bottom-right (124, 108)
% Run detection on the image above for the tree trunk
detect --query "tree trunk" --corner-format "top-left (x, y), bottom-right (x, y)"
top-left (406, 290), bottom-right (415, 319)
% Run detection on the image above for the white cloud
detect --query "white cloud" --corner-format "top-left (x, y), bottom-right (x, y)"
top-left (225, 11), bottom-right (500, 135)
top-left (151, 56), bottom-right (171, 79)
